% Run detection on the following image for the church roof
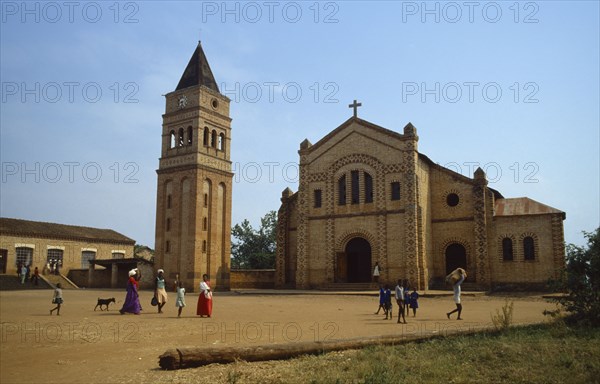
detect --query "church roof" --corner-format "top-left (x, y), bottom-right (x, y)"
top-left (175, 42), bottom-right (220, 92)
top-left (495, 198), bottom-right (565, 219)
top-left (301, 116), bottom-right (410, 154)
top-left (0, 217), bottom-right (136, 244)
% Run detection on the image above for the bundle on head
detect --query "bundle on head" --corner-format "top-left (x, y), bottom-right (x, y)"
top-left (445, 268), bottom-right (467, 285)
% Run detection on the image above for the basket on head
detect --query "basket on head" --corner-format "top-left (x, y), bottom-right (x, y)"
top-left (445, 268), bottom-right (467, 285)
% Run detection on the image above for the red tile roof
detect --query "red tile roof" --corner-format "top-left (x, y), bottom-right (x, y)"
top-left (495, 198), bottom-right (565, 218)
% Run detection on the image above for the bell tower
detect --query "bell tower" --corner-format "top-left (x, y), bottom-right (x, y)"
top-left (154, 42), bottom-right (232, 291)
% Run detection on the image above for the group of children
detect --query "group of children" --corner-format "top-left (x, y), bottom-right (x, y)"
top-left (375, 280), bottom-right (419, 323)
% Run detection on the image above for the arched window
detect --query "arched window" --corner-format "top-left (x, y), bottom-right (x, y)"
top-left (524, 236), bottom-right (535, 260)
top-left (203, 217), bottom-right (208, 231)
top-left (187, 126), bottom-right (193, 145)
top-left (364, 173), bottom-right (373, 203)
top-left (351, 171), bottom-right (360, 204)
top-left (165, 241), bottom-right (170, 253)
top-left (502, 238), bottom-right (513, 261)
top-left (218, 133), bottom-right (225, 150)
top-left (211, 130), bottom-right (217, 147)
top-left (166, 218), bottom-right (171, 232)
top-left (202, 240), bottom-right (207, 253)
top-left (203, 127), bottom-right (209, 146)
top-left (170, 130), bottom-right (176, 148)
top-left (338, 175), bottom-right (346, 205)
top-left (178, 128), bottom-right (184, 147)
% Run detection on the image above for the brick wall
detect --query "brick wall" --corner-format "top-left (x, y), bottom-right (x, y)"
top-left (230, 269), bottom-right (275, 289)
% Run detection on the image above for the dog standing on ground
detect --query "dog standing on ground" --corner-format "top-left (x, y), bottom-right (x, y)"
top-left (94, 297), bottom-right (116, 311)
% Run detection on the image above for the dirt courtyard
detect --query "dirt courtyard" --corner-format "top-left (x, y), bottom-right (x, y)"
top-left (0, 288), bottom-right (557, 384)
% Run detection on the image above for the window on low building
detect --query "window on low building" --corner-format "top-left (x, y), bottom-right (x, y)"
top-left (16, 247), bottom-right (33, 267)
top-left (47, 249), bottom-right (64, 267)
top-left (112, 252), bottom-right (125, 259)
top-left (81, 251), bottom-right (96, 269)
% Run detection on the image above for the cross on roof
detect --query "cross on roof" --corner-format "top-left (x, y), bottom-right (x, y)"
top-left (349, 99), bottom-right (362, 117)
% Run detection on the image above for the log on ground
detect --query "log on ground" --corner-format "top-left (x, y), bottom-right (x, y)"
top-left (158, 330), bottom-right (479, 370)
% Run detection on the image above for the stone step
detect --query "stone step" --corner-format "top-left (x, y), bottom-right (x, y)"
top-left (0, 274), bottom-right (52, 290)
top-left (40, 273), bottom-right (79, 289)
top-left (321, 283), bottom-right (379, 291)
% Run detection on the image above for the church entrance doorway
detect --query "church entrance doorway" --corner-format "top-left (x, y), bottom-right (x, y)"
top-left (445, 243), bottom-right (467, 276)
top-left (344, 237), bottom-right (372, 283)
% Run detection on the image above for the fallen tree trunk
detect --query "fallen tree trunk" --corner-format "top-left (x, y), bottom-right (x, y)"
top-left (158, 329), bottom-right (482, 370)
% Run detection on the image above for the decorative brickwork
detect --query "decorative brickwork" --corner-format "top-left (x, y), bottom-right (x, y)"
top-left (551, 213), bottom-right (566, 278)
top-left (275, 117), bottom-right (565, 290)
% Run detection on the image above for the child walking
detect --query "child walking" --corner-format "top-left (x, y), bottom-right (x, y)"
top-left (375, 285), bottom-right (385, 315)
top-left (404, 280), bottom-right (411, 317)
top-left (384, 284), bottom-right (393, 320)
top-left (50, 283), bottom-right (63, 316)
top-left (176, 280), bottom-right (186, 318)
top-left (409, 288), bottom-right (419, 317)
top-left (395, 279), bottom-right (406, 324)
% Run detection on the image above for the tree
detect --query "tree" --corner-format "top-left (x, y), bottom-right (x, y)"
top-left (231, 211), bottom-right (277, 269)
top-left (553, 228), bottom-right (600, 326)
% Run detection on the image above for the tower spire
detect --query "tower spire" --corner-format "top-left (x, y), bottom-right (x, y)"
top-left (176, 42), bottom-right (219, 92)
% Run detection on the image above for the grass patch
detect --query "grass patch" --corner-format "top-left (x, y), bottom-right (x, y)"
top-left (223, 322), bottom-right (600, 384)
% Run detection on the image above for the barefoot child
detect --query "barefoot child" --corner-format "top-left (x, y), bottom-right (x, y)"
top-left (375, 285), bottom-right (385, 315)
top-left (395, 279), bottom-right (406, 324)
top-left (409, 288), bottom-right (419, 317)
top-left (176, 280), bottom-right (186, 318)
top-left (50, 283), bottom-right (63, 315)
top-left (384, 284), bottom-right (393, 320)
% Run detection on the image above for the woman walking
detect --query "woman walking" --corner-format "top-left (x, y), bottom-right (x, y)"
top-left (155, 269), bottom-right (168, 314)
top-left (196, 274), bottom-right (212, 318)
top-left (120, 269), bottom-right (141, 315)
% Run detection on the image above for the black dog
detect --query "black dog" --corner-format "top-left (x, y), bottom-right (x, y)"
top-left (94, 297), bottom-right (116, 311)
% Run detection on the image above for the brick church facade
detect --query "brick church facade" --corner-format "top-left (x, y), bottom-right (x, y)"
top-left (276, 117), bottom-right (566, 290)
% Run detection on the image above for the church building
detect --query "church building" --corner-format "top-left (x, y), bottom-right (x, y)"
top-left (154, 42), bottom-right (233, 291)
top-left (276, 109), bottom-right (566, 290)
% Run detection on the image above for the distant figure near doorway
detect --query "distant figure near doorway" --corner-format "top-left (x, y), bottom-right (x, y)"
top-left (372, 262), bottom-right (380, 283)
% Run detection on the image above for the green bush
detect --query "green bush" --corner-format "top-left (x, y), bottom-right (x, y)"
top-left (553, 228), bottom-right (600, 326)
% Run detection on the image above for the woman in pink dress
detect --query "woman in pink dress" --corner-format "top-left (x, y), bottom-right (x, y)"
top-left (196, 274), bottom-right (212, 317)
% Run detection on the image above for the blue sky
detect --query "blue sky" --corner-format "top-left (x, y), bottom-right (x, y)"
top-left (1, 1), bottom-right (598, 248)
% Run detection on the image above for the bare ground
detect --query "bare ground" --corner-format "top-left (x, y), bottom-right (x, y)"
top-left (0, 289), bottom-right (557, 384)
